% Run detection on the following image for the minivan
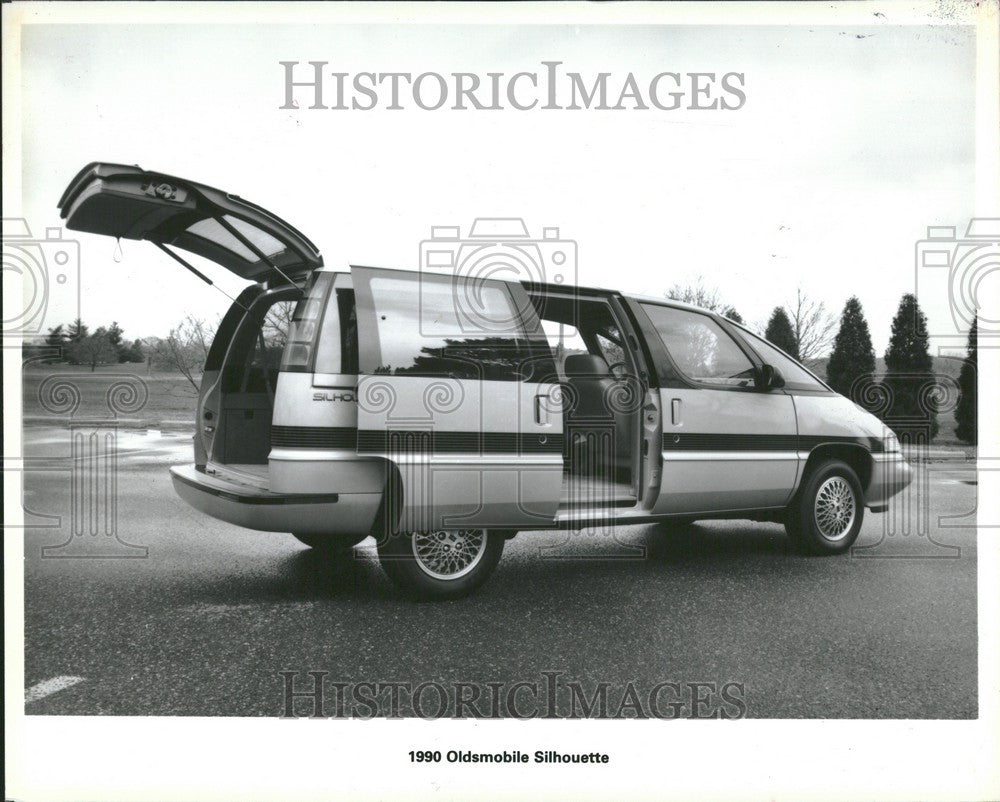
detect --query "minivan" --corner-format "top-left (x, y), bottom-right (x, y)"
top-left (58, 163), bottom-right (913, 598)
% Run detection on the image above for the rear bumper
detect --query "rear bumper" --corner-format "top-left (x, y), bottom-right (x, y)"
top-left (864, 453), bottom-right (913, 510)
top-left (170, 464), bottom-right (382, 536)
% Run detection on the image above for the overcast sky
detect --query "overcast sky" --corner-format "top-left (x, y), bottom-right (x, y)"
top-left (17, 21), bottom-right (977, 354)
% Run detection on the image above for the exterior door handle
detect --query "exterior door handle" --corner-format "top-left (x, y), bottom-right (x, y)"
top-left (534, 393), bottom-right (549, 426)
top-left (671, 398), bottom-right (681, 425)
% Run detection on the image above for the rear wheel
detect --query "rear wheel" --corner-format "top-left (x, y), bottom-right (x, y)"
top-left (785, 459), bottom-right (864, 554)
top-left (292, 533), bottom-right (367, 552)
top-left (377, 528), bottom-right (505, 600)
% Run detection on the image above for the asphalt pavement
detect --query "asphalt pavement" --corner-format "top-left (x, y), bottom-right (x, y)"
top-left (20, 427), bottom-right (978, 718)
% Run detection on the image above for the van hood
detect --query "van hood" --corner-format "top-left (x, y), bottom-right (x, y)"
top-left (793, 391), bottom-right (894, 452)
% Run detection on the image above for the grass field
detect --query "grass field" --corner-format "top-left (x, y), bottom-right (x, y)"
top-left (22, 362), bottom-right (198, 424)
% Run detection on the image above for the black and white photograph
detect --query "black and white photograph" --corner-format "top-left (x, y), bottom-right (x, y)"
top-left (4, 2), bottom-right (999, 800)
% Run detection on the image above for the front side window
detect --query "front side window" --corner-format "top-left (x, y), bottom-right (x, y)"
top-left (357, 272), bottom-right (543, 382)
top-left (641, 304), bottom-right (756, 388)
top-left (736, 327), bottom-right (827, 392)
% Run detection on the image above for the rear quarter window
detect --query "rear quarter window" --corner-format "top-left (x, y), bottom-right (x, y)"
top-left (280, 273), bottom-right (359, 374)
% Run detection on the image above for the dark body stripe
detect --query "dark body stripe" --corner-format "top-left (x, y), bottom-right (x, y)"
top-left (359, 430), bottom-right (564, 455)
top-left (274, 427), bottom-right (880, 454)
top-left (661, 433), bottom-right (883, 453)
top-left (273, 426), bottom-right (563, 454)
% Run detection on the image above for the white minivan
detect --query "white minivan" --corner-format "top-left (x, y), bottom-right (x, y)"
top-left (59, 163), bottom-right (913, 598)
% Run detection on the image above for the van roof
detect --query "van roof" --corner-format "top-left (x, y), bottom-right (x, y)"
top-left (620, 290), bottom-right (718, 315)
top-left (320, 266), bottom-right (724, 319)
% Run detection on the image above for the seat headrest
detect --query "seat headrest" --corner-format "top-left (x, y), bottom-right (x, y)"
top-left (564, 354), bottom-right (610, 376)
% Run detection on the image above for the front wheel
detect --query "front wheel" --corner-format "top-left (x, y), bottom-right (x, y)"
top-left (785, 459), bottom-right (864, 554)
top-left (377, 529), bottom-right (505, 600)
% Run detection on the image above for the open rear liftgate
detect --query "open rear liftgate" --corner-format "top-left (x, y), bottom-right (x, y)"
top-left (57, 162), bottom-right (323, 286)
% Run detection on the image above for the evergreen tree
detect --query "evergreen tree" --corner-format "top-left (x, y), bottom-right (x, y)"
top-left (44, 324), bottom-right (67, 347)
top-left (722, 306), bottom-right (744, 324)
top-left (954, 319), bottom-right (977, 445)
top-left (41, 324), bottom-right (68, 364)
top-left (67, 332), bottom-right (117, 371)
top-left (826, 296), bottom-right (876, 399)
top-left (881, 293), bottom-right (938, 440)
top-left (122, 338), bottom-right (146, 363)
top-left (107, 321), bottom-right (126, 360)
top-left (67, 318), bottom-right (89, 343)
top-left (764, 307), bottom-right (798, 358)
top-left (107, 321), bottom-right (124, 347)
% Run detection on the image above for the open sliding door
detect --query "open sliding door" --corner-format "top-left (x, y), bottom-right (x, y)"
top-left (352, 266), bottom-right (563, 533)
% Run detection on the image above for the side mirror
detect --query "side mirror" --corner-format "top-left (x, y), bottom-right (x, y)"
top-left (758, 364), bottom-right (785, 391)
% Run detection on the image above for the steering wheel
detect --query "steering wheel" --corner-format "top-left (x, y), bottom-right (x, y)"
top-left (606, 360), bottom-right (630, 380)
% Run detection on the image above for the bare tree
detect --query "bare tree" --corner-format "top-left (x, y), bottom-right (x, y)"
top-left (147, 316), bottom-right (215, 394)
top-left (667, 275), bottom-right (721, 309)
top-left (787, 288), bottom-right (837, 366)
top-left (262, 299), bottom-right (296, 352)
top-left (67, 332), bottom-right (118, 371)
top-left (666, 275), bottom-right (743, 323)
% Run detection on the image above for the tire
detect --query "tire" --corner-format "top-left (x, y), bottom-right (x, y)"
top-left (292, 532), bottom-right (367, 552)
top-left (376, 529), bottom-right (505, 600)
top-left (785, 459), bottom-right (864, 554)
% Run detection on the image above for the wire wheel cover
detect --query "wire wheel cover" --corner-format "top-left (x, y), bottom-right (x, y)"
top-left (814, 476), bottom-right (856, 541)
top-left (411, 529), bottom-right (487, 580)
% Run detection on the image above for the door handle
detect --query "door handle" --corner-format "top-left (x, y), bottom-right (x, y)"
top-left (671, 398), bottom-right (681, 425)
top-left (534, 393), bottom-right (550, 426)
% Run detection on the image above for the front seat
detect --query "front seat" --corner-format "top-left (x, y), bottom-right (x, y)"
top-left (562, 354), bottom-right (632, 481)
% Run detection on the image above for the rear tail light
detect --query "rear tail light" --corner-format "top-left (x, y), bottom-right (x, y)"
top-left (284, 342), bottom-right (311, 366)
top-left (279, 272), bottom-right (333, 372)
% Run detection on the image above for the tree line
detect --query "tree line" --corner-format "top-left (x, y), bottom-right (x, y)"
top-left (36, 317), bottom-right (215, 388)
top-left (668, 279), bottom-right (977, 445)
top-left (819, 293), bottom-right (976, 444)
top-left (41, 318), bottom-right (146, 369)
top-left (33, 288), bottom-right (978, 446)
